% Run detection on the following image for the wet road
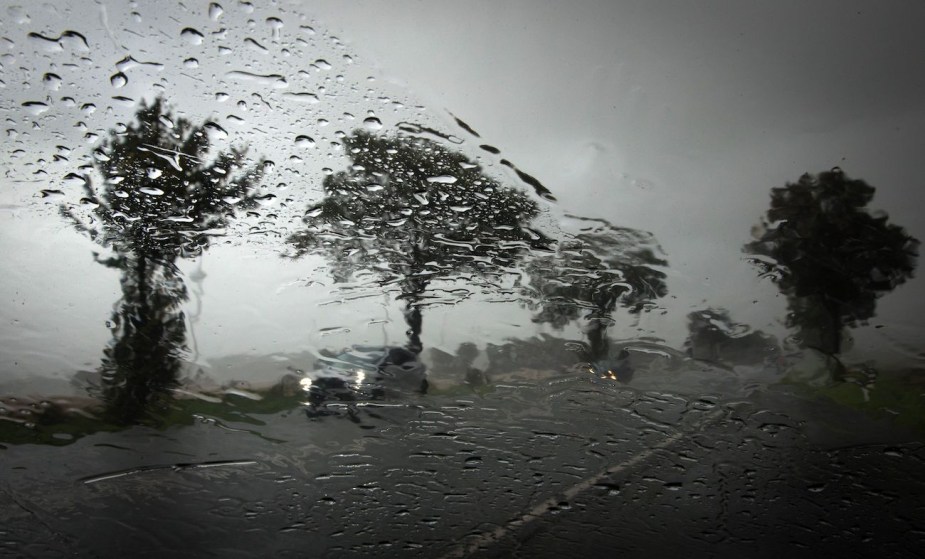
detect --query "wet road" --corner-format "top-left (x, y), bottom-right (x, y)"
top-left (3, 384), bottom-right (923, 559)
top-left (467, 394), bottom-right (925, 559)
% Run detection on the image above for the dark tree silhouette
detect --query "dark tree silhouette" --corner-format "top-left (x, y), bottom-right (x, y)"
top-left (745, 168), bottom-right (918, 356)
top-left (62, 97), bottom-right (263, 424)
top-left (99, 260), bottom-right (189, 422)
top-left (521, 215), bottom-right (668, 367)
top-left (288, 130), bottom-right (550, 354)
top-left (684, 308), bottom-right (779, 368)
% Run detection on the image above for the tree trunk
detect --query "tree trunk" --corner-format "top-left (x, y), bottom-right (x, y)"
top-left (404, 301), bottom-right (423, 355)
top-left (585, 318), bottom-right (610, 363)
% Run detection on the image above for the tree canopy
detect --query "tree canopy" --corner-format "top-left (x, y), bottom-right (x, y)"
top-left (522, 215), bottom-right (668, 362)
top-left (745, 168), bottom-right (918, 354)
top-left (62, 97), bottom-right (263, 266)
top-left (288, 130), bottom-right (551, 352)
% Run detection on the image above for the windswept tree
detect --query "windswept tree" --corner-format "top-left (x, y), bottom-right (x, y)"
top-left (61, 97), bottom-right (263, 424)
top-left (287, 130), bottom-right (550, 354)
top-left (522, 216), bottom-right (668, 365)
top-left (745, 168), bottom-right (918, 356)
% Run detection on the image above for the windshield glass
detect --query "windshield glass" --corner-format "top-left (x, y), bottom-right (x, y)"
top-left (2, 2), bottom-right (924, 557)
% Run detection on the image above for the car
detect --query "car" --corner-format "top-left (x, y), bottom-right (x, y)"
top-left (302, 345), bottom-right (428, 418)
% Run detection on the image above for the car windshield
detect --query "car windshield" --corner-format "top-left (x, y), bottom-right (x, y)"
top-left (2, 2), bottom-right (924, 557)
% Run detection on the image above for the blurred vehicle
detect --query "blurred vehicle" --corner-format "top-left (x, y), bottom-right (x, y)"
top-left (302, 345), bottom-right (428, 418)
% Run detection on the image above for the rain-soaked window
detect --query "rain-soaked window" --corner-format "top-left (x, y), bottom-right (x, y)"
top-left (2, 2), bottom-right (924, 557)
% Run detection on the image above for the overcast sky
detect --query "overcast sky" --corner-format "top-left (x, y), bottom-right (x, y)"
top-left (2, 0), bottom-right (924, 388)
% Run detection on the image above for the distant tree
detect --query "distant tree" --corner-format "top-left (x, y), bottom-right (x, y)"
top-left (288, 130), bottom-right (550, 354)
top-left (522, 216), bottom-right (668, 365)
top-left (684, 308), bottom-right (779, 367)
top-left (744, 168), bottom-right (918, 356)
top-left (62, 97), bottom-right (263, 424)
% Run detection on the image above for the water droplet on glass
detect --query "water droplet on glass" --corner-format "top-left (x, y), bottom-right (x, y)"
top-left (28, 30), bottom-right (90, 52)
top-left (22, 101), bottom-right (49, 115)
top-left (42, 73), bottom-right (62, 91)
top-left (225, 70), bottom-right (287, 88)
top-left (363, 117), bottom-right (382, 131)
top-left (40, 189), bottom-right (65, 200)
top-left (110, 72), bottom-right (128, 88)
top-left (266, 17), bottom-right (283, 33)
top-left (203, 121), bottom-right (228, 138)
top-left (184, 58), bottom-right (199, 68)
top-left (426, 175), bottom-right (458, 184)
top-left (181, 27), bottom-right (205, 45)
top-left (215, 92), bottom-right (229, 102)
top-left (313, 59), bottom-right (332, 70)
top-left (139, 186), bottom-right (165, 196)
top-left (282, 92), bottom-right (319, 104)
top-left (255, 193), bottom-right (276, 206)
top-left (62, 173), bottom-right (89, 188)
top-left (244, 37), bottom-right (268, 53)
top-left (208, 2), bottom-right (224, 20)
top-left (295, 135), bottom-right (315, 148)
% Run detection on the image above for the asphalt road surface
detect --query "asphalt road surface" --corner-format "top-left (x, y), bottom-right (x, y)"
top-left (2, 383), bottom-right (923, 558)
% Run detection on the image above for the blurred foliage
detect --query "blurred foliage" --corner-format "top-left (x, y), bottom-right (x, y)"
top-left (288, 130), bottom-right (550, 353)
top-left (57, 97), bottom-right (264, 426)
top-left (62, 97), bottom-right (263, 262)
top-left (745, 168), bottom-right (918, 355)
top-left (521, 215), bottom-right (668, 364)
top-left (684, 308), bottom-right (780, 368)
